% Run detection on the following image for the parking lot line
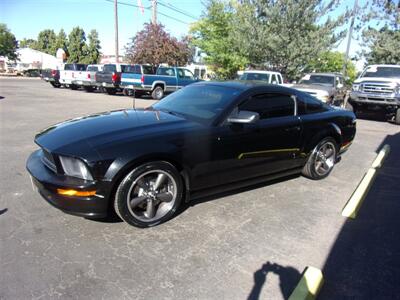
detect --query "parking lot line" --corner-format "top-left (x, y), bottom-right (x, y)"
top-left (288, 266), bottom-right (324, 300)
top-left (342, 144), bottom-right (391, 219)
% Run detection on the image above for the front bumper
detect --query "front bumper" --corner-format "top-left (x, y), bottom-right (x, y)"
top-left (26, 150), bottom-right (109, 218)
top-left (350, 91), bottom-right (400, 106)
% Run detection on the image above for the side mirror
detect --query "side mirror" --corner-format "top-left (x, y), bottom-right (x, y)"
top-left (227, 110), bottom-right (260, 124)
top-left (337, 83), bottom-right (344, 88)
top-left (272, 81), bottom-right (277, 85)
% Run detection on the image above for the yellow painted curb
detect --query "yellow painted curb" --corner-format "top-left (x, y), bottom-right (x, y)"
top-left (342, 168), bottom-right (377, 218)
top-left (288, 266), bottom-right (324, 300)
top-left (342, 144), bottom-right (390, 219)
top-left (371, 144), bottom-right (391, 169)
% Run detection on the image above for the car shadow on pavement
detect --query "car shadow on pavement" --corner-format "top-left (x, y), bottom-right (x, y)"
top-left (319, 132), bottom-right (400, 299)
top-left (247, 261), bottom-right (302, 300)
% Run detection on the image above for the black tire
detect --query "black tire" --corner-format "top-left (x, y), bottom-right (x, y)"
top-left (106, 88), bottom-right (117, 95)
top-left (151, 86), bottom-right (164, 100)
top-left (114, 161), bottom-right (183, 228)
top-left (70, 84), bottom-right (78, 90)
top-left (50, 82), bottom-right (61, 88)
top-left (395, 108), bottom-right (400, 125)
top-left (302, 137), bottom-right (338, 180)
top-left (83, 86), bottom-right (94, 92)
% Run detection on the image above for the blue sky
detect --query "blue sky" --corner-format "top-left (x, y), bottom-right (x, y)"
top-left (2, 0), bottom-right (203, 54)
top-left (2, 0), bottom-right (366, 69)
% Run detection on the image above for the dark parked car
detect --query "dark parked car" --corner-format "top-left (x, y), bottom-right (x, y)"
top-left (26, 82), bottom-right (356, 228)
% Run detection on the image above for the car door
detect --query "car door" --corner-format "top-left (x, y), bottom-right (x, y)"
top-left (177, 68), bottom-right (196, 88)
top-left (192, 91), bottom-right (302, 190)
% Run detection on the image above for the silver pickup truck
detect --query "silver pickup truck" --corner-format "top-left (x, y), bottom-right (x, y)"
top-left (349, 65), bottom-right (400, 124)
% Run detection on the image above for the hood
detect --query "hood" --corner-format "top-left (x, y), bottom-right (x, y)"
top-left (292, 84), bottom-right (333, 94)
top-left (35, 109), bottom-right (195, 155)
top-left (354, 77), bottom-right (400, 85)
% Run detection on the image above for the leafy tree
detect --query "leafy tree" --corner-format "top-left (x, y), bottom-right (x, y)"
top-left (19, 38), bottom-right (36, 48)
top-left (308, 51), bottom-right (357, 83)
top-left (54, 29), bottom-right (68, 53)
top-left (233, 0), bottom-right (349, 80)
top-left (0, 23), bottom-right (18, 60)
top-left (190, 1), bottom-right (248, 79)
top-left (67, 27), bottom-right (86, 63)
top-left (362, 0), bottom-right (400, 64)
top-left (125, 23), bottom-right (191, 67)
top-left (35, 29), bottom-right (57, 55)
top-left (81, 30), bottom-right (101, 64)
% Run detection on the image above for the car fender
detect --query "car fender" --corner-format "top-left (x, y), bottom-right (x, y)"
top-left (151, 81), bottom-right (166, 91)
top-left (302, 122), bottom-right (343, 155)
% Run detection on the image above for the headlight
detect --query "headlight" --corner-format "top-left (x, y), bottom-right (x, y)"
top-left (352, 84), bottom-right (360, 91)
top-left (317, 93), bottom-right (330, 102)
top-left (59, 156), bottom-right (93, 180)
top-left (395, 85), bottom-right (400, 95)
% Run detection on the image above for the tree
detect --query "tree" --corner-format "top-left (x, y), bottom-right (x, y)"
top-left (81, 30), bottom-right (101, 64)
top-left (233, 0), bottom-right (349, 80)
top-left (67, 27), bottom-right (86, 63)
top-left (125, 23), bottom-right (191, 67)
top-left (0, 23), bottom-right (18, 60)
top-left (308, 51), bottom-right (357, 83)
top-left (54, 29), bottom-right (68, 53)
top-left (19, 38), bottom-right (36, 48)
top-left (190, 1), bottom-right (248, 79)
top-left (362, 0), bottom-right (400, 64)
top-left (35, 29), bottom-right (57, 55)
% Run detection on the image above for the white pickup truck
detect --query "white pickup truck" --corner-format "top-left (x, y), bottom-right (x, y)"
top-left (239, 70), bottom-right (284, 85)
top-left (349, 64), bottom-right (400, 124)
top-left (59, 63), bottom-right (87, 89)
top-left (72, 64), bottom-right (103, 92)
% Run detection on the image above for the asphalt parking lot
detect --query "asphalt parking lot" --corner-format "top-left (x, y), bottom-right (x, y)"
top-left (1, 78), bottom-right (399, 299)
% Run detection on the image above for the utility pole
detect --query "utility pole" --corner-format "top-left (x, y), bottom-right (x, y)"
top-left (343, 0), bottom-right (358, 77)
top-left (152, 0), bottom-right (157, 25)
top-left (114, 0), bottom-right (119, 63)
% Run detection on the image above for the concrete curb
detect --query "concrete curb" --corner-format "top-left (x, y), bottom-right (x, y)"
top-left (288, 266), bottom-right (324, 300)
top-left (342, 144), bottom-right (391, 219)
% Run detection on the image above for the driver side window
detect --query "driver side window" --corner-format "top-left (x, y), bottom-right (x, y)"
top-left (239, 93), bottom-right (295, 119)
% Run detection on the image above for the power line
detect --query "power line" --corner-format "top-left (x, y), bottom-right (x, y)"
top-left (157, 0), bottom-right (198, 20)
top-left (104, 0), bottom-right (190, 25)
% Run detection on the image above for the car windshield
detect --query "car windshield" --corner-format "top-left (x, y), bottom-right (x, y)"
top-left (152, 85), bottom-right (241, 124)
top-left (361, 66), bottom-right (400, 78)
top-left (299, 75), bottom-right (334, 86)
top-left (240, 73), bottom-right (270, 81)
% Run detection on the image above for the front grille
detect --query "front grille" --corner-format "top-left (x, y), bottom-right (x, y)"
top-left (361, 83), bottom-right (394, 94)
top-left (41, 149), bottom-right (57, 173)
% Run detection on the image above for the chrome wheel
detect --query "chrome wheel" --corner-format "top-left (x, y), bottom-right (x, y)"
top-left (126, 170), bottom-right (177, 222)
top-left (314, 141), bottom-right (336, 176)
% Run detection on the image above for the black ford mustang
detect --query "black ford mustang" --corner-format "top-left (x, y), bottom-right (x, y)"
top-left (27, 82), bottom-right (356, 228)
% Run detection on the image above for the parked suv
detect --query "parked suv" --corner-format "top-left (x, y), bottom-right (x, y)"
top-left (349, 65), bottom-right (400, 124)
top-left (292, 73), bottom-right (347, 106)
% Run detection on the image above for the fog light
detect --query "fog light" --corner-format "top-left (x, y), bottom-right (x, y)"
top-left (57, 189), bottom-right (96, 197)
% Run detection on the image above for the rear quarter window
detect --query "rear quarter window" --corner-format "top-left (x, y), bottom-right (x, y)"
top-left (104, 65), bottom-right (117, 72)
top-left (297, 92), bottom-right (329, 115)
top-left (87, 66), bottom-right (98, 72)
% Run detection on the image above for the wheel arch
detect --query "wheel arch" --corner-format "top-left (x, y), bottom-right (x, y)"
top-left (105, 154), bottom-right (192, 209)
top-left (302, 122), bottom-right (343, 155)
top-left (151, 81), bottom-right (166, 91)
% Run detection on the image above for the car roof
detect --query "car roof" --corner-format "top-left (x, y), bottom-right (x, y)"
top-left (244, 70), bottom-right (280, 74)
top-left (366, 64), bottom-right (400, 68)
top-left (308, 72), bottom-right (343, 77)
top-left (192, 80), bottom-right (295, 93)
